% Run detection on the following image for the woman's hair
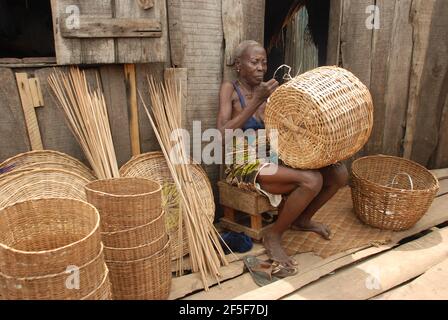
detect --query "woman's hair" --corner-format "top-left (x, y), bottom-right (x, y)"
top-left (234, 40), bottom-right (263, 61)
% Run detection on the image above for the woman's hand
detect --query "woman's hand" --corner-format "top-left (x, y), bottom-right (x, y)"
top-left (254, 79), bottom-right (279, 104)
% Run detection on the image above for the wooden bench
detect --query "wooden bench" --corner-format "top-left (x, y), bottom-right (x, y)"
top-left (218, 181), bottom-right (277, 240)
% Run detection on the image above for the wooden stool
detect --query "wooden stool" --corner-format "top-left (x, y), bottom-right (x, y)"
top-left (218, 181), bottom-right (277, 240)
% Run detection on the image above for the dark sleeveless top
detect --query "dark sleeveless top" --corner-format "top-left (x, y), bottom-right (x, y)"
top-left (232, 81), bottom-right (265, 131)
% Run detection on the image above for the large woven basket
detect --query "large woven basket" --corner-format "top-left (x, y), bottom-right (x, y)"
top-left (0, 198), bottom-right (105, 300)
top-left (82, 269), bottom-right (112, 300)
top-left (351, 155), bottom-right (439, 231)
top-left (107, 240), bottom-right (171, 300)
top-left (85, 178), bottom-right (162, 233)
top-left (119, 152), bottom-right (215, 261)
top-left (104, 234), bottom-right (169, 262)
top-left (0, 169), bottom-right (89, 209)
top-left (0, 150), bottom-right (96, 181)
top-left (265, 66), bottom-right (374, 169)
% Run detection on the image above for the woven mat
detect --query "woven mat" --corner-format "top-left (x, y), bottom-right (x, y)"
top-left (282, 187), bottom-right (394, 258)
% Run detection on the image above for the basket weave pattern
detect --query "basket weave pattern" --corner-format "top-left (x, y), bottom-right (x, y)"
top-left (119, 152), bottom-right (215, 261)
top-left (0, 198), bottom-right (111, 300)
top-left (85, 178), bottom-right (171, 300)
top-left (351, 155), bottom-right (439, 231)
top-left (265, 66), bottom-right (374, 169)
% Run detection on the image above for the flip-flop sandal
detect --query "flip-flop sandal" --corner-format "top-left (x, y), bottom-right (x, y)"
top-left (271, 261), bottom-right (298, 278)
top-left (243, 255), bottom-right (282, 287)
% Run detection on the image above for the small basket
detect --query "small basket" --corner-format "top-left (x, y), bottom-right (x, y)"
top-left (0, 150), bottom-right (96, 181)
top-left (265, 66), bottom-right (374, 169)
top-left (85, 178), bottom-right (162, 232)
top-left (101, 211), bottom-right (166, 249)
top-left (351, 155), bottom-right (440, 231)
top-left (107, 240), bottom-right (171, 300)
top-left (0, 169), bottom-right (90, 209)
top-left (119, 152), bottom-right (215, 261)
top-left (0, 198), bottom-right (104, 299)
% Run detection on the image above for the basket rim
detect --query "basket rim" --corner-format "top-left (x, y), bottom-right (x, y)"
top-left (0, 244), bottom-right (105, 280)
top-left (0, 149), bottom-right (92, 170)
top-left (105, 239), bottom-right (170, 265)
top-left (81, 267), bottom-right (110, 300)
top-left (0, 168), bottom-right (90, 187)
top-left (351, 155), bottom-right (440, 193)
top-left (104, 233), bottom-right (168, 252)
top-left (101, 210), bottom-right (165, 237)
top-left (0, 198), bottom-right (100, 256)
top-left (85, 177), bottom-right (162, 199)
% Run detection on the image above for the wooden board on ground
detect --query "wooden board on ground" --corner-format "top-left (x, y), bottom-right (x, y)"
top-left (283, 227), bottom-right (448, 300)
top-left (184, 252), bottom-right (322, 300)
top-left (372, 258), bottom-right (448, 300)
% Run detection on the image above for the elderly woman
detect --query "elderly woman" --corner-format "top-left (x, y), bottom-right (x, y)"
top-left (217, 40), bottom-right (348, 273)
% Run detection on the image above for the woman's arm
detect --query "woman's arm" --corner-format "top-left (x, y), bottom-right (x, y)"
top-left (217, 79), bottom-right (278, 136)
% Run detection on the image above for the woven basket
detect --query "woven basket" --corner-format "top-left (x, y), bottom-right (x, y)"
top-left (0, 198), bottom-right (104, 299)
top-left (119, 152), bottom-right (215, 260)
top-left (85, 178), bottom-right (162, 233)
top-left (0, 169), bottom-right (89, 209)
top-left (104, 234), bottom-right (169, 262)
top-left (0, 150), bottom-right (96, 181)
top-left (107, 240), bottom-right (171, 300)
top-left (351, 155), bottom-right (439, 231)
top-left (81, 269), bottom-right (112, 300)
top-left (101, 211), bottom-right (166, 249)
top-left (265, 66), bottom-right (374, 169)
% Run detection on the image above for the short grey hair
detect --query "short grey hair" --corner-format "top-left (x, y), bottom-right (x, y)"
top-left (234, 40), bottom-right (263, 61)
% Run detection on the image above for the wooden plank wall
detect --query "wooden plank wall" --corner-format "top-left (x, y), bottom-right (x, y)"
top-left (335, 0), bottom-right (448, 169)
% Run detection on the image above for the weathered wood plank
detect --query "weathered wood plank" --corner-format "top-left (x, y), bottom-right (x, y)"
top-left (115, 0), bottom-right (168, 63)
top-left (372, 258), bottom-right (448, 300)
top-left (51, 0), bottom-right (115, 64)
top-left (34, 68), bottom-right (87, 163)
top-left (363, 0), bottom-right (396, 156)
top-left (410, 0), bottom-right (448, 167)
top-left (284, 227), bottom-right (448, 300)
top-left (403, 0), bottom-right (436, 160)
top-left (326, 0), bottom-right (343, 65)
top-left (222, 0), bottom-right (244, 81)
top-left (135, 63), bottom-right (165, 153)
top-left (99, 65), bottom-right (132, 167)
top-left (60, 17), bottom-right (162, 38)
top-left (15, 73), bottom-right (44, 150)
top-left (433, 92), bottom-right (448, 169)
top-left (0, 68), bottom-right (30, 162)
top-left (381, 0), bottom-right (413, 156)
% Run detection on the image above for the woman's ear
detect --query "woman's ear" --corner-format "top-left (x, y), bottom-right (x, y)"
top-left (235, 58), bottom-right (241, 73)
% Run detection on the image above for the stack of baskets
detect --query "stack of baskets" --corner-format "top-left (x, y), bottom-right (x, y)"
top-left (119, 152), bottom-right (215, 267)
top-left (351, 155), bottom-right (440, 231)
top-left (0, 198), bottom-right (111, 300)
top-left (85, 177), bottom-right (171, 300)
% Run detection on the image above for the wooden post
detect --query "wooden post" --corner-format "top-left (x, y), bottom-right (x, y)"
top-left (124, 64), bottom-right (141, 156)
top-left (15, 73), bottom-right (43, 150)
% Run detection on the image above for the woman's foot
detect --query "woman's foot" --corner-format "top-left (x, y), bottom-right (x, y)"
top-left (292, 220), bottom-right (332, 240)
top-left (262, 230), bottom-right (297, 267)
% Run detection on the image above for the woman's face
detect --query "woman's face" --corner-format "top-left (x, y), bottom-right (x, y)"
top-left (237, 45), bottom-right (267, 86)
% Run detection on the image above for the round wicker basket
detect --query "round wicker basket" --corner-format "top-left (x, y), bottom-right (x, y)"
top-left (0, 198), bottom-right (105, 299)
top-left (265, 66), bottom-right (374, 169)
top-left (119, 152), bottom-right (215, 261)
top-left (85, 178), bottom-right (162, 232)
top-left (104, 234), bottom-right (169, 262)
top-left (107, 240), bottom-right (171, 300)
top-left (0, 150), bottom-right (96, 181)
top-left (0, 169), bottom-right (90, 209)
top-left (351, 155), bottom-right (439, 231)
top-left (81, 269), bottom-right (112, 300)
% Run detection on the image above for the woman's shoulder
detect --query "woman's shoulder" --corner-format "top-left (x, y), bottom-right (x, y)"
top-left (221, 81), bottom-right (235, 90)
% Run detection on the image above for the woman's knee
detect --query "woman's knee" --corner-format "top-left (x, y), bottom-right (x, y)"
top-left (328, 163), bottom-right (349, 188)
top-left (294, 170), bottom-right (323, 195)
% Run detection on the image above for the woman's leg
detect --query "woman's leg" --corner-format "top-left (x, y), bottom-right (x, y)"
top-left (257, 164), bottom-right (323, 266)
top-left (292, 163), bottom-right (349, 239)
